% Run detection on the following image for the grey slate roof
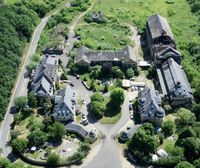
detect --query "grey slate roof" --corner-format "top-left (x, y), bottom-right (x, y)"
top-left (157, 58), bottom-right (193, 100)
top-left (65, 123), bottom-right (88, 138)
top-left (75, 46), bottom-right (137, 65)
top-left (53, 86), bottom-right (76, 121)
top-left (32, 55), bottom-right (58, 97)
top-left (138, 87), bottom-right (165, 121)
top-left (156, 47), bottom-right (182, 64)
top-left (147, 14), bottom-right (174, 39)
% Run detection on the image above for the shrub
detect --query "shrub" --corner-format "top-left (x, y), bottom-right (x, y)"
top-left (162, 120), bottom-right (174, 137)
top-left (11, 138), bottom-right (27, 154)
top-left (47, 153), bottom-right (60, 164)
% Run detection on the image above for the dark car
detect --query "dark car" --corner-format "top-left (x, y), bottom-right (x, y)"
top-left (119, 131), bottom-right (129, 142)
top-left (70, 82), bottom-right (74, 87)
top-left (129, 104), bottom-right (133, 111)
top-left (127, 153), bottom-right (137, 163)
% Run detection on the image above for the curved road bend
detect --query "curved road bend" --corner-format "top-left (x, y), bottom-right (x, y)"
top-left (0, 3), bottom-right (70, 161)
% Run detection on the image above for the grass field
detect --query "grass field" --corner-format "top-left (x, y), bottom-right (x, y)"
top-left (76, 23), bottom-right (133, 50)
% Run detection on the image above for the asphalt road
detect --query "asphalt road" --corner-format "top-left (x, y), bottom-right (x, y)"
top-left (0, 3), bottom-right (70, 161)
top-left (82, 93), bottom-right (131, 168)
top-left (68, 75), bottom-right (132, 168)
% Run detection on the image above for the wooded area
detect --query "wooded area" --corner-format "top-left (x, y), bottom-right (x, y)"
top-left (0, 4), bottom-right (38, 120)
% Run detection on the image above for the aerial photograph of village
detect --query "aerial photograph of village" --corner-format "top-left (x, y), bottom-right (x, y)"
top-left (0, 0), bottom-right (200, 167)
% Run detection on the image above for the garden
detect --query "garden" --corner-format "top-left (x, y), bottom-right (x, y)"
top-left (10, 91), bottom-right (94, 166)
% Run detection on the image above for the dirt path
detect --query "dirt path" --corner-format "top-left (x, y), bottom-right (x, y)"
top-left (126, 24), bottom-right (144, 61)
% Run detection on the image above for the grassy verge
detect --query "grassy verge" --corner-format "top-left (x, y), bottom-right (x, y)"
top-left (100, 111), bottom-right (122, 124)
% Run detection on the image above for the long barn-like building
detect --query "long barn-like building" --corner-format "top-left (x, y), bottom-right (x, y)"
top-left (146, 14), bottom-right (193, 106)
top-left (146, 14), bottom-right (182, 65)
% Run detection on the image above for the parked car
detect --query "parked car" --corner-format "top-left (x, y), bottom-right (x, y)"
top-left (89, 129), bottom-right (96, 138)
top-left (81, 118), bottom-right (88, 126)
top-left (119, 131), bottom-right (129, 142)
top-left (76, 75), bottom-right (80, 79)
top-left (70, 82), bottom-right (74, 87)
top-left (130, 113), bottom-right (134, 119)
top-left (127, 152), bottom-right (137, 163)
top-left (129, 104), bottom-right (133, 111)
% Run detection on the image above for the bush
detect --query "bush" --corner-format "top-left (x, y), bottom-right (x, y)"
top-left (0, 157), bottom-right (11, 168)
top-left (60, 73), bottom-right (68, 80)
top-left (175, 161), bottom-right (195, 168)
top-left (162, 120), bottom-right (174, 137)
top-left (47, 153), bottom-right (60, 164)
top-left (153, 156), bottom-right (182, 168)
top-left (11, 138), bottom-right (27, 154)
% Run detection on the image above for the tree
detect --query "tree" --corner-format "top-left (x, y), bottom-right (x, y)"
top-left (193, 159), bottom-right (200, 168)
top-left (164, 104), bottom-right (172, 114)
top-left (8, 161), bottom-right (26, 168)
top-left (162, 120), bottom-right (174, 136)
top-left (89, 65), bottom-right (102, 79)
top-left (60, 73), bottom-right (68, 80)
top-left (79, 142), bottom-right (91, 154)
top-left (28, 92), bottom-right (37, 108)
top-left (129, 129), bottom-right (158, 155)
top-left (14, 96), bottom-right (28, 110)
top-left (140, 123), bottom-right (154, 135)
top-left (154, 156), bottom-right (182, 168)
top-left (175, 161), bottom-right (195, 168)
top-left (11, 138), bottom-right (27, 154)
top-left (147, 66), bottom-right (156, 79)
top-left (0, 157), bottom-right (11, 168)
top-left (90, 101), bottom-right (105, 118)
top-left (194, 84), bottom-right (200, 103)
top-left (28, 130), bottom-right (47, 147)
top-left (90, 92), bottom-right (104, 102)
top-left (47, 153), bottom-right (60, 164)
top-left (110, 88), bottom-right (124, 106)
top-left (112, 66), bottom-right (125, 79)
top-left (176, 108), bottom-right (196, 126)
top-left (47, 122), bottom-right (66, 142)
top-left (126, 68), bottom-right (134, 78)
top-left (192, 103), bottom-right (200, 121)
top-left (180, 137), bottom-right (199, 161)
top-left (27, 61), bottom-right (37, 73)
top-left (177, 127), bottom-right (196, 144)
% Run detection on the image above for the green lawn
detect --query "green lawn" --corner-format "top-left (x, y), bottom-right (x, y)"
top-left (76, 23), bottom-right (133, 50)
top-left (99, 98), bottom-right (122, 124)
top-left (100, 111), bottom-right (122, 124)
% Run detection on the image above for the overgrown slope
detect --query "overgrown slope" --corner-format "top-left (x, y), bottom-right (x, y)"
top-left (0, 4), bottom-right (38, 120)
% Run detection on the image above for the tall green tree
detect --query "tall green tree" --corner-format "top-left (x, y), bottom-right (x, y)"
top-left (89, 65), bottom-right (102, 79)
top-left (110, 88), bottom-right (124, 106)
top-left (129, 129), bottom-right (158, 155)
top-left (11, 138), bottom-right (27, 154)
top-left (28, 130), bottom-right (47, 147)
top-left (47, 122), bottom-right (66, 142)
top-left (47, 153), bottom-right (60, 164)
top-left (90, 101), bottom-right (105, 118)
top-left (175, 161), bottom-right (195, 168)
top-left (126, 68), bottom-right (134, 78)
top-left (28, 92), bottom-right (37, 108)
top-left (0, 157), bottom-right (11, 168)
top-left (90, 92), bottom-right (104, 102)
top-left (180, 137), bottom-right (199, 161)
top-left (112, 66), bottom-right (125, 79)
top-left (162, 120), bottom-right (174, 136)
top-left (176, 108), bottom-right (196, 126)
top-left (14, 96), bottom-right (28, 110)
